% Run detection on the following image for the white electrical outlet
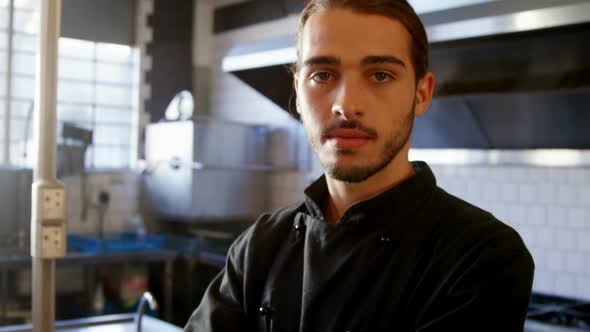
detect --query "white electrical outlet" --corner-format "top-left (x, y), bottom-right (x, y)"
top-left (41, 225), bottom-right (63, 257)
top-left (41, 188), bottom-right (66, 220)
top-left (31, 181), bottom-right (67, 258)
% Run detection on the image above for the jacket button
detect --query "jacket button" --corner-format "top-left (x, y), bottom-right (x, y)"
top-left (294, 220), bottom-right (306, 232)
top-left (259, 303), bottom-right (272, 316)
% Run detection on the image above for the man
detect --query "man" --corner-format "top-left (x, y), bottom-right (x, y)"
top-left (185, 0), bottom-right (534, 331)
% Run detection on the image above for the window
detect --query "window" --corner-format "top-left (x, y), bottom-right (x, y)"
top-left (1, 1), bottom-right (8, 163)
top-left (1, 0), bottom-right (139, 169)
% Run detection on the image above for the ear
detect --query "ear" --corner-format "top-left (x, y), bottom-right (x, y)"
top-left (293, 73), bottom-right (301, 114)
top-left (414, 72), bottom-right (435, 117)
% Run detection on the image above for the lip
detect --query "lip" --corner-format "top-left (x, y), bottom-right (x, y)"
top-left (326, 129), bottom-right (372, 149)
top-left (327, 129), bottom-right (373, 139)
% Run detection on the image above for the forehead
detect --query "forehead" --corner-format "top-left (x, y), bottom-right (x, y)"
top-left (300, 8), bottom-right (413, 65)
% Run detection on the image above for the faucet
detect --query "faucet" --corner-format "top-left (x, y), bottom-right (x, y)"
top-left (135, 291), bottom-right (158, 332)
top-left (97, 190), bottom-right (110, 242)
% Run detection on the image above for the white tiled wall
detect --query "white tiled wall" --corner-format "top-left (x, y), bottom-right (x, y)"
top-left (431, 165), bottom-right (590, 301)
top-left (62, 171), bottom-right (139, 235)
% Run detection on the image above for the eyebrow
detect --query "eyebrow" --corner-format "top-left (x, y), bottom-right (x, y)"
top-left (361, 55), bottom-right (406, 68)
top-left (301, 55), bottom-right (407, 69)
top-left (302, 56), bottom-right (340, 67)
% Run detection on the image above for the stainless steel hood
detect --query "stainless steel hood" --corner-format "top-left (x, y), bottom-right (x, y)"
top-left (222, 0), bottom-right (590, 150)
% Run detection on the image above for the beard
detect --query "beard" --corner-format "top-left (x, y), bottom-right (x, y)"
top-left (301, 102), bottom-right (415, 183)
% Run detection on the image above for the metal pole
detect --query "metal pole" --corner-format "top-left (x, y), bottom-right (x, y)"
top-left (32, 259), bottom-right (55, 332)
top-left (32, 1), bottom-right (62, 332)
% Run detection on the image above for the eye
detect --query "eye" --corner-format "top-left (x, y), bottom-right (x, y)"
top-left (371, 71), bottom-right (394, 82)
top-left (310, 71), bottom-right (333, 83)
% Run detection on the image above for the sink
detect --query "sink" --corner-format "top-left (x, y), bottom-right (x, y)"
top-left (58, 316), bottom-right (182, 332)
top-left (67, 233), bottom-right (166, 254)
top-left (0, 314), bottom-right (182, 332)
top-left (67, 232), bottom-right (233, 257)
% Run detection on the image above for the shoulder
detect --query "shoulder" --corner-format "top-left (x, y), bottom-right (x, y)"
top-left (248, 201), bottom-right (307, 240)
top-left (429, 187), bottom-right (531, 259)
top-left (228, 201), bottom-right (307, 261)
top-left (224, 202), bottom-right (307, 294)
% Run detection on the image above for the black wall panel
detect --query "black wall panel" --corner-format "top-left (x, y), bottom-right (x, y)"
top-left (214, 0), bottom-right (305, 33)
top-left (145, 0), bottom-right (194, 122)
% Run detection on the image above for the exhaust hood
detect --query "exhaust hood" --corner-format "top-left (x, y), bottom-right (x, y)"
top-left (221, 0), bottom-right (590, 151)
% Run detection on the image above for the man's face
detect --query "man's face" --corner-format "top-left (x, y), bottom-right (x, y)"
top-left (295, 9), bottom-right (429, 183)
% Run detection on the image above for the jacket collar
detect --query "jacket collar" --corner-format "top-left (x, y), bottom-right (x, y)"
top-left (303, 161), bottom-right (437, 226)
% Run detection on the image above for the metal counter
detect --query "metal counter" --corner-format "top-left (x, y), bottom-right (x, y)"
top-left (0, 250), bottom-right (177, 324)
top-left (0, 313), bottom-right (182, 332)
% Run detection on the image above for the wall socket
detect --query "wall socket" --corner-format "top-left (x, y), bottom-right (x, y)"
top-left (41, 225), bottom-right (64, 258)
top-left (31, 182), bottom-right (67, 258)
top-left (41, 188), bottom-right (66, 220)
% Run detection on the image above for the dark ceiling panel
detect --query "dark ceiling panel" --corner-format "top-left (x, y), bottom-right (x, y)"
top-left (61, 0), bottom-right (136, 45)
top-left (412, 98), bottom-right (491, 149)
top-left (145, 0), bottom-right (193, 123)
top-left (214, 0), bottom-right (305, 33)
top-left (431, 24), bottom-right (590, 95)
top-left (232, 64), bottom-right (299, 119)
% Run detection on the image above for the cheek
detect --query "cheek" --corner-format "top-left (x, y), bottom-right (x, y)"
top-left (299, 88), bottom-right (333, 121)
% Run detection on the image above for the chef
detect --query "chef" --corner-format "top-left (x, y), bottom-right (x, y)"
top-left (185, 0), bottom-right (534, 331)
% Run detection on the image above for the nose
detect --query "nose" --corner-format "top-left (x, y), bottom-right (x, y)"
top-left (331, 77), bottom-right (364, 119)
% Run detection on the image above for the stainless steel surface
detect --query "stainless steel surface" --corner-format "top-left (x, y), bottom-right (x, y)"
top-left (0, 313), bottom-right (182, 332)
top-left (222, 35), bottom-right (296, 72)
top-left (0, 167), bottom-right (33, 243)
top-left (0, 250), bottom-right (177, 268)
top-left (411, 89), bottom-right (590, 149)
top-left (135, 292), bottom-right (158, 332)
top-left (145, 119), bottom-right (270, 168)
top-left (525, 319), bottom-right (590, 332)
top-left (410, 0), bottom-right (497, 14)
top-left (143, 119), bottom-right (272, 220)
top-left (410, 149), bottom-right (590, 167)
top-left (425, 1), bottom-right (590, 43)
top-left (221, 1), bottom-right (590, 72)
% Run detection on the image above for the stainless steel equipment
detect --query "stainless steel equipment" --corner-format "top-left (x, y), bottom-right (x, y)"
top-left (142, 118), bottom-right (272, 221)
top-left (0, 167), bottom-right (32, 249)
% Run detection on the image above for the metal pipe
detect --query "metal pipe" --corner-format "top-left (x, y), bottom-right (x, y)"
top-left (32, 1), bottom-right (62, 332)
top-left (33, 0), bottom-right (61, 181)
top-left (32, 258), bottom-right (55, 332)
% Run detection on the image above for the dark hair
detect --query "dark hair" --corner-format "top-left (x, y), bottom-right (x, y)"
top-left (293, 0), bottom-right (429, 81)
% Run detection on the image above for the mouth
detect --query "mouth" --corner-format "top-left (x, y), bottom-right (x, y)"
top-left (325, 129), bottom-right (373, 149)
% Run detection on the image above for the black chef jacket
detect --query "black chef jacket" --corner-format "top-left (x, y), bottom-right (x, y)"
top-left (185, 161), bottom-right (534, 332)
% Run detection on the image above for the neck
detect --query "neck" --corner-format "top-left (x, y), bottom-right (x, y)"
top-left (323, 150), bottom-right (415, 224)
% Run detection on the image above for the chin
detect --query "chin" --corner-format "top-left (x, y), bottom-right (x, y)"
top-left (321, 157), bottom-right (379, 183)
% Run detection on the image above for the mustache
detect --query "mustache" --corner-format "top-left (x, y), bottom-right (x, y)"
top-left (321, 120), bottom-right (378, 139)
